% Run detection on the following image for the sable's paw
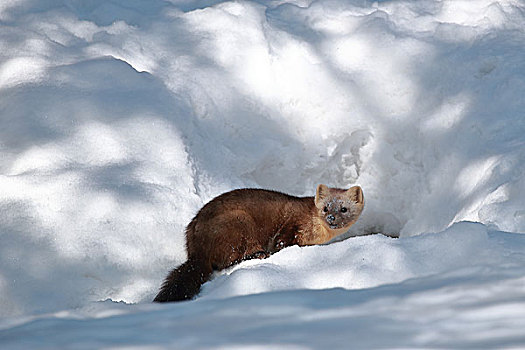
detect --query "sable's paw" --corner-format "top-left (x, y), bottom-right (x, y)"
top-left (251, 251), bottom-right (270, 259)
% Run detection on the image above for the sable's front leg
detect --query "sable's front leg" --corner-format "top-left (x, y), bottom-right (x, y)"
top-left (269, 224), bottom-right (299, 253)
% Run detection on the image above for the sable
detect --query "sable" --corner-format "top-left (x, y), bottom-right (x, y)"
top-left (154, 184), bottom-right (364, 302)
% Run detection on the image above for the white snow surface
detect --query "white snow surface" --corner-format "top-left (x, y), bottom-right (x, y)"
top-left (1, 0), bottom-right (525, 348)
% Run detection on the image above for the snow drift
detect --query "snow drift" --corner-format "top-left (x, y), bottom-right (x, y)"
top-left (1, 0), bottom-right (525, 348)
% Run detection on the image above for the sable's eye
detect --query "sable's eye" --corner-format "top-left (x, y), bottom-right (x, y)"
top-left (341, 207), bottom-right (347, 213)
top-left (323, 206), bottom-right (328, 213)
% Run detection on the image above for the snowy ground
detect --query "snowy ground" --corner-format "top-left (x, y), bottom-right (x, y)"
top-left (1, 0), bottom-right (525, 348)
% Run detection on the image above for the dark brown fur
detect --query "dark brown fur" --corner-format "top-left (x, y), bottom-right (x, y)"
top-left (154, 185), bottom-right (364, 302)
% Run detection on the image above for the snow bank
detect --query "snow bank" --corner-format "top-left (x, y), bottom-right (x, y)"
top-left (1, 1), bottom-right (525, 342)
top-left (2, 223), bottom-right (525, 349)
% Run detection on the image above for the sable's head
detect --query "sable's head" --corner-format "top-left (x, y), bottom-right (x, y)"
top-left (314, 184), bottom-right (364, 231)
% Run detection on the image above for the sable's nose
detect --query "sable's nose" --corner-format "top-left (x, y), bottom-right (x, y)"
top-left (327, 214), bottom-right (335, 223)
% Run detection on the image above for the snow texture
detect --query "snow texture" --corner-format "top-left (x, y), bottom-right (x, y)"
top-left (1, 0), bottom-right (525, 348)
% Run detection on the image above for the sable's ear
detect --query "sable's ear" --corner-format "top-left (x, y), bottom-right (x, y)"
top-left (315, 184), bottom-right (329, 207)
top-left (346, 186), bottom-right (364, 204)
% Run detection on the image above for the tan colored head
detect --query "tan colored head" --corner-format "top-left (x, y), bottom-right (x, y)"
top-left (314, 184), bottom-right (364, 231)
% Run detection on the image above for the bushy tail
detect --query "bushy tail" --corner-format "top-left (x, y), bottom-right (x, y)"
top-left (154, 259), bottom-right (212, 302)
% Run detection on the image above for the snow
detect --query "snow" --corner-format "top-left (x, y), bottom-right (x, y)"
top-left (1, 0), bottom-right (525, 348)
top-left (2, 224), bottom-right (525, 349)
